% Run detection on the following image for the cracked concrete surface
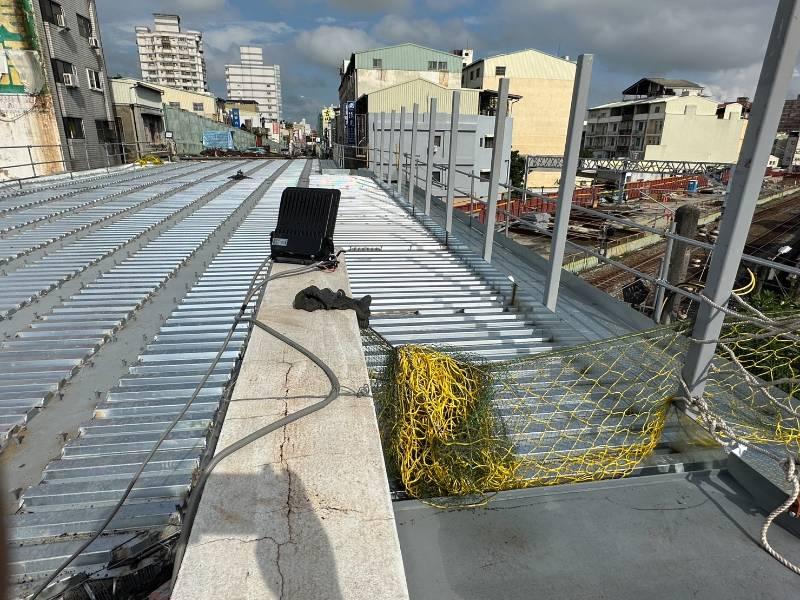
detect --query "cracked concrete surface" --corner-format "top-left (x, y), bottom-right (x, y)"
top-left (172, 259), bottom-right (409, 600)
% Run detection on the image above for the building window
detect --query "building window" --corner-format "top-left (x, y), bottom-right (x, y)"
top-left (637, 121), bottom-right (644, 132)
top-left (495, 66), bottom-right (506, 76)
top-left (434, 134), bottom-right (442, 147)
top-left (52, 59), bottom-right (76, 85)
top-left (432, 171), bottom-right (441, 183)
top-left (479, 169), bottom-right (490, 182)
top-left (77, 14), bottom-right (92, 39)
top-left (372, 58), bottom-right (383, 69)
top-left (428, 60), bottom-right (437, 71)
top-left (470, 70), bottom-right (475, 80)
top-left (483, 136), bottom-right (495, 149)
top-left (438, 61), bottom-right (447, 71)
top-left (63, 117), bottom-right (84, 139)
top-left (653, 106), bottom-right (661, 114)
top-left (169, 101), bottom-right (181, 108)
top-left (612, 123), bottom-right (618, 132)
top-left (39, 0), bottom-right (64, 25)
top-left (86, 69), bottom-right (103, 91)
top-left (193, 102), bottom-right (204, 111)
top-left (161, 37), bottom-right (172, 48)
top-left (476, 67), bottom-right (481, 77)
top-left (95, 120), bottom-right (116, 144)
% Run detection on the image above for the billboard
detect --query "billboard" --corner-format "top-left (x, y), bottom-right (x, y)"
top-left (202, 130), bottom-right (234, 150)
top-left (344, 101), bottom-right (356, 146)
top-left (230, 108), bottom-right (240, 128)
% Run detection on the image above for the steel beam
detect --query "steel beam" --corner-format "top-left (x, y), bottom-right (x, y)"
top-left (482, 78), bottom-right (510, 263)
top-left (543, 55), bottom-right (594, 310)
top-left (387, 110), bottom-right (396, 185)
top-left (445, 91), bottom-right (461, 234)
top-left (682, 0), bottom-right (800, 398)
top-left (397, 106), bottom-right (406, 195)
top-left (378, 112), bottom-right (385, 183)
top-left (424, 98), bottom-right (438, 214)
top-left (408, 103), bottom-right (419, 206)
top-left (527, 156), bottom-right (732, 174)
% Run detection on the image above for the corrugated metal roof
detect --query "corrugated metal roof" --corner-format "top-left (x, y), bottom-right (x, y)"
top-left (471, 49), bottom-right (576, 81)
top-left (354, 43), bottom-right (462, 73)
top-left (363, 79), bottom-right (479, 115)
top-left (588, 94), bottom-right (720, 112)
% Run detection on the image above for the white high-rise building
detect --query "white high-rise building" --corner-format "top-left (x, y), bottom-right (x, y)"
top-left (135, 14), bottom-right (208, 94)
top-left (225, 46), bottom-right (282, 125)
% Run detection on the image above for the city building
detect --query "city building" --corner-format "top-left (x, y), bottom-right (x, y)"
top-left (778, 94), bottom-right (800, 133)
top-left (584, 78), bottom-right (747, 163)
top-left (338, 43), bottom-right (464, 160)
top-left (453, 48), bottom-right (474, 67)
top-left (462, 49), bottom-right (576, 188)
top-left (135, 14), bottom-right (207, 94)
top-left (364, 78), bottom-right (514, 201)
top-left (778, 130), bottom-right (800, 168)
top-left (318, 105), bottom-right (336, 156)
top-left (225, 46), bottom-right (282, 126)
top-left (0, 0), bottom-right (118, 178)
top-left (717, 96), bottom-right (752, 119)
top-left (136, 80), bottom-right (220, 121)
top-left (109, 77), bottom-right (165, 151)
top-left (223, 99), bottom-right (260, 129)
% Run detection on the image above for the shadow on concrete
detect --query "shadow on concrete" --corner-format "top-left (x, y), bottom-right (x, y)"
top-left (193, 463), bottom-right (345, 599)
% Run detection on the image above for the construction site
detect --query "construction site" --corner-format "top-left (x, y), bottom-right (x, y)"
top-left (1, 0), bottom-right (800, 599)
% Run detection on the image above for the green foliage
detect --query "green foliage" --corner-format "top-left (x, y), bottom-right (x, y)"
top-left (509, 150), bottom-right (525, 190)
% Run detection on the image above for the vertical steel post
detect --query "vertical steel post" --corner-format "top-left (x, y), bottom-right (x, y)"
top-left (445, 91), bottom-right (461, 234)
top-left (543, 54), bottom-right (594, 310)
top-left (408, 103), bottom-right (419, 206)
top-left (387, 110), bottom-right (396, 185)
top-left (27, 145), bottom-right (35, 178)
top-left (482, 78), bottom-right (511, 262)
top-left (370, 115), bottom-right (376, 172)
top-left (522, 155), bottom-right (529, 209)
top-left (397, 106), bottom-right (406, 195)
top-left (469, 168), bottom-right (475, 228)
top-left (683, 0), bottom-right (800, 398)
top-left (83, 142), bottom-right (91, 172)
top-left (424, 97), bottom-right (438, 214)
top-left (653, 221), bottom-right (676, 324)
top-left (378, 112), bottom-right (385, 183)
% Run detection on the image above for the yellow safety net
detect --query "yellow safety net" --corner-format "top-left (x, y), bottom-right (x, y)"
top-left (366, 313), bottom-right (800, 504)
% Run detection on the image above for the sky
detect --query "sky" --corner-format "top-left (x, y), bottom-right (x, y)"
top-left (95, 0), bottom-right (800, 124)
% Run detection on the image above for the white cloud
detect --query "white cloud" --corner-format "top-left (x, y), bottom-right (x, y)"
top-left (174, 0), bottom-right (226, 9)
top-left (371, 14), bottom-right (474, 49)
top-left (316, 16), bottom-right (338, 24)
top-left (203, 22), bottom-right (294, 53)
top-left (295, 25), bottom-right (378, 68)
top-left (329, 0), bottom-right (411, 11)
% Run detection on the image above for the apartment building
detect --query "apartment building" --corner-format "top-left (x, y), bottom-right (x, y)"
top-left (135, 14), bottom-right (207, 94)
top-left (584, 78), bottom-right (747, 163)
top-left (779, 94), bottom-right (800, 133)
top-left (225, 46), bottom-right (282, 125)
top-left (462, 49), bottom-right (576, 188)
top-left (0, 0), bottom-right (117, 177)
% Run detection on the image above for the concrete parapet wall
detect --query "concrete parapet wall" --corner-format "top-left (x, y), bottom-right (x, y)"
top-left (172, 259), bottom-right (409, 600)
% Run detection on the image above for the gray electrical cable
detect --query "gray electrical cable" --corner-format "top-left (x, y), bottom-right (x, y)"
top-left (169, 314), bottom-right (341, 589)
top-left (31, 259), bottom-right (331, 600)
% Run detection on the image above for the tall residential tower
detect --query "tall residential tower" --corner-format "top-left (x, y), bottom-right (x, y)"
top-left (225, 46), bottom-right (282, 125)
top-left (135, 14), bottom-right (207, 94)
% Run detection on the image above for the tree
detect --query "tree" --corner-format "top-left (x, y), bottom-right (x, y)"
top-left (509, 150), bottom-right (525, 190)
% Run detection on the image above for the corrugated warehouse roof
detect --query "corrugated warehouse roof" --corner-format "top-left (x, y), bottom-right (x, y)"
top-left (360, 79), bottom-right (479, 114)
top-left (470, 49), bottom-right (576, 81)
top-left (353, 43), bottom-right (463, 73)
top-left (588, 94), bottom-right (720, 112)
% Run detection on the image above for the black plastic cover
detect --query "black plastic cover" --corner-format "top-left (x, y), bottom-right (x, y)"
top-left (270, 187), bottom-right (341, 264)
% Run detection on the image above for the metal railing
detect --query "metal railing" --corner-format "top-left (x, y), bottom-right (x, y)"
top-left (346, 0), bottom-right (800, 406)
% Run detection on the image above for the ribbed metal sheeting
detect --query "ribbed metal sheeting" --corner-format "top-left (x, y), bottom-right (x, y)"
top-left (0, 161), bottom-right (279, 448)
top-left (0, 162), bottom-right (247, 319)
top-left (8, 160), bottom-right (306, 594)
top-left (0, 164), bottom-right (212, 265)
top-left (0, 164), bottom-right (190, 230)
top-left (0, 167), bottom-right (145, 203)
top-left (311, 174), bottom-right (585, 362)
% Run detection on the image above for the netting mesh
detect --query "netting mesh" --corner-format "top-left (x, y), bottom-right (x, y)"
top-left (365, 313), bottom-right (800, 504)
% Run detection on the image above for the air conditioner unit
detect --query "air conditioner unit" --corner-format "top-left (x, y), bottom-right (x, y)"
top-left (88, 36), bottom-right (99, 48)
top-left (62, 72), bottom-right (75, 87)
top-left (55, 13), bottom-right (66, 27)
